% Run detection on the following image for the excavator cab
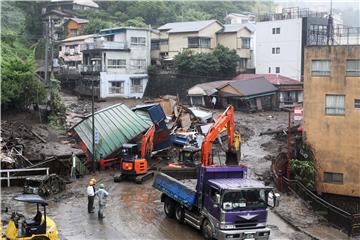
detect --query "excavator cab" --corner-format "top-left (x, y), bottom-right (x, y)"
top-left (178, 147), bottom-right (200, 167)
top-left (120, 144), bottom-right (148, 176)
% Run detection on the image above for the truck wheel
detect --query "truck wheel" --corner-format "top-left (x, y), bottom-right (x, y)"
top-left (202, 219), bottom-right (214, 240)
top-left (164, 198), bottom-right (175, 218)
top-left (175, 205), bottom-right (185, 223)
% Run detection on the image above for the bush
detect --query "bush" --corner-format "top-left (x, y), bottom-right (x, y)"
top-left (290, 159), bottom-right (316, 190)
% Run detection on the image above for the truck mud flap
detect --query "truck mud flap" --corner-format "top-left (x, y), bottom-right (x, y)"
top-left (159, 167), bottom-right (197, 180)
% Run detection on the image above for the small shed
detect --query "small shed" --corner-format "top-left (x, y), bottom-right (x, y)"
top-left (218, 77), bottom-right (277, 111)
top-left (71, 104), bottom-right (151, 160)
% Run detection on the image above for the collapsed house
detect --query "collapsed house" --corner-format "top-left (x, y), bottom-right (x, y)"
top-left (233, 74), bottom-right (303, 108)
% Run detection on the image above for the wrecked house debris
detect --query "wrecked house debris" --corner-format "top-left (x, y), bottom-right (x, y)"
top-left (233, 74), bottom-right (304, 108)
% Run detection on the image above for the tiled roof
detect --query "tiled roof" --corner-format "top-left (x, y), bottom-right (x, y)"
top-left (233, 74), bottom-right (302, 85)
top-left (225, 77), bottom-right (277, 96)
top-left (217, 23), bottom-right (255, 33)
top-left (158, 20), bottom-right (220, 33)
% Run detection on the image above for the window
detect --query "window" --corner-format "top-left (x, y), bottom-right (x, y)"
top-left (160, 39), bottom-right (168, 45)
top-left (105, 35), bottom-right (114, 41)
top-left (272, 27), bottom-right (280, 34)
top-left (131, 37), bottom-right (146, 45)
top-left (311, 60), bottom-right (331, 75)
top-left (188, 37), bottom-right (211, 48)
top-left (151, 40), bottom-right (160, 50)
top-left (276, 67), bottom-right (280, 73)
top-left (241, 38), bottom-right (250, 49)
top-left (355, 99), bottom-right (360, 109)
top-left (108, 59), bottom-right (126, 68)
top-left (272, 47), bottom-right (280, 54)
top-left (324, 172), bottom-right (343, 184)
top-left (325, 95), bottom-right (345, 115)
top-left (130, 78), bottom-right (144, 93)
top-left (239, 58), bottom-right (247, 69)
top-left (346, 60), bottom-right (360, 76)
top-left (268, 67), bottom-right (271, 73)
top-left (109, 81), bottom-right (124, 94)
top-left (130, 59), bottom-right (146, 69)
top-left (70, 29), bottom-right (78, 37)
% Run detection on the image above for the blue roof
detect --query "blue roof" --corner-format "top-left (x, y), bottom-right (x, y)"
top-left (208, 178), bottom-right (270, 190)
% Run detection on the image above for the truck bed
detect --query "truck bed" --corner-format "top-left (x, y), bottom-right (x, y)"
top-left (153, 172), bottom-right (197, 209)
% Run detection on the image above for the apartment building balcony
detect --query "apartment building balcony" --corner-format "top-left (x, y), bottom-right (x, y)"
top-left (80, 64), bottom-right (103, 74)
top-left (80, 41), bottom-right (129, 52)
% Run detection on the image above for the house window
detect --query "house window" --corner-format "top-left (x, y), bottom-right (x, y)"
top-left (130, 78), bottom-right (144, 93)
top-left (241, 38), bottom-right (250, 49)
top-left (105, 35), bottom-right (114, 41)
top-left (188, 37), bottom-right (211, 48)
top-left (355, 99), bottom-right (360, 109)
top-left (275, 67), bottom-right (280, 73)
top-left (272, 47), bottom-right (280, 54)
top-left (346, 60), bottom-right (360, 76)
top-left (272, 27), bottom-right (280, 34)
top-left (324, 172), bottom-right (343, 184)
top-left (239, 58), bottom-right (247, 69)
top-left (130, 37), bottom-right (146, 45)
top-left (109, 81), bottom-right (124, 94)
top-left (108, 59), bottom-right (126, 68)
top-left (160, 39), bottom-right (168, 45)
top-left (325, 95), bottom-right (345, 115)
top-left (70, 29), bottom-right (78, 37)
top-left (151, 40), bottom-right (160, 50)
top-left (130, 59), bottom-right (146, 69)
top-left (311, 60), bottom-right (331, 75)
top-left (268, 67), bottom-right (271, 73)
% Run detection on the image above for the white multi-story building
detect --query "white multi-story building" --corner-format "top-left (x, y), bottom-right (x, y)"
top-left (256, 7), bottom-right (329, 81)
top-left (80, 27), bottom-right (151, 99)
top-left (224, 12), bottom-right (256, 24)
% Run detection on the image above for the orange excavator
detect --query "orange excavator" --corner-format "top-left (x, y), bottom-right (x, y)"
top-left (201, 105), bottom-right (241, 166)
top-left (114, 124), bottom-right (156, 184)
top-left (164, 105), bottom-right (241, 177)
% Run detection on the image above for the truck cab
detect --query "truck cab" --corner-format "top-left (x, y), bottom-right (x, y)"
top-left (203, 178), bottom-right (275, 240)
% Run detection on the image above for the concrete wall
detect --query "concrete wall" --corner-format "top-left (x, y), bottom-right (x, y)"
top-left (99, 72), bottom-right (148, 99)
top-left (303, 45), bottom-right (360, 197)
top-left (256, 18), bottom-right (302, 80)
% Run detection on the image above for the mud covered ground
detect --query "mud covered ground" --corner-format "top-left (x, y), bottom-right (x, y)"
top-left (1, 94), bottom-right (348, 239)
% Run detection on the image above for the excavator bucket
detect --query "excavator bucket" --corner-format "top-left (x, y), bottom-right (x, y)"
top-left (225, 150), bottom-right (240, 166)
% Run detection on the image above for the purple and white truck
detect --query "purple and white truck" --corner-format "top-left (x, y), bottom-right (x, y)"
top-left (153, 166), bottom-right (279, 240)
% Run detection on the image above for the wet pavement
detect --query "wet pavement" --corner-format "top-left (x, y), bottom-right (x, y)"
top-left (1, 171), bottom-right (302, 240)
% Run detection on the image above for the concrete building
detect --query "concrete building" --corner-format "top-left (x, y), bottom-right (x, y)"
top-left (224, 12), bottom-right (256, 25)
top-left (155, 20), bottom-right (223, 60)
top-left (216, 23), bottom-right (255, 71)
top-left (256, 7), bottom-right (328, 81)
top-left (303, 45), bottom-right (360, 197)
top-left (79, 27), bottom-right (151, 99)
top-left (59, 34), bottom-right (95, 74)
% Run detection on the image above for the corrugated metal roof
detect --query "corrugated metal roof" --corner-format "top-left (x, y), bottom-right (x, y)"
top-left (158, 20), bottom-right (220, 33)
top-left (233, 74), bottom-right (303, 86)
top-left (72, 104), bottom-right (151, 160)
top-left (188, 80), bottom-right (231, 96)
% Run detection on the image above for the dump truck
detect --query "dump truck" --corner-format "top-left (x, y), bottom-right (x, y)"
top-left (153, 166), bottom-right (278, 240)
top-left (153, 105), bottom-right (279, 239)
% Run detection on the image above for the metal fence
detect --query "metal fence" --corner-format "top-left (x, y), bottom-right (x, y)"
top-left (258, 7), bottom-right (327, 22)
top-left (307, 26), bottom-right (360, 46)
top-left (281, 176), bottom-right (360, 236)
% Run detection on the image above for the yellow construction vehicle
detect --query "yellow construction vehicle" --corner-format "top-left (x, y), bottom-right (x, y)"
top-left (5, 194), bottom-right (58, 240)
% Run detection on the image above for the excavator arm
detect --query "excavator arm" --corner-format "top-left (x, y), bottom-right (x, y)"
top-left (140, 124), bottom-right (156, 159)
top-left (201, 105), bottom-right (240, 166)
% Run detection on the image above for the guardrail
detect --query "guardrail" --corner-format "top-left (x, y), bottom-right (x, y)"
top-left (275, 173), bottom-right (360, 236)
top-left (0, 168), bottom-right (49, 187)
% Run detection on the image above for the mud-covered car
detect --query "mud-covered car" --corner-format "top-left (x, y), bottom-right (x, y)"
top-left (24, 174), bottom-right (66, 197)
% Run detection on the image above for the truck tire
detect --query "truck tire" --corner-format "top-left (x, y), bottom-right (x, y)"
top-left (175, 205), bottom-right (185, 223)
top-left (164, 198), bottom-right (176, 218)
top-left (202, 218), bottom-right (214, 240)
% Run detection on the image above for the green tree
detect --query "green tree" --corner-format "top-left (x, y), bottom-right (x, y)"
top-left (176, 9), bottom-right (211, 22)
top-left (124, 17), bottom-right (147, 28)
top-left (82, 18), bottom-right (112, 34)
top-left (213, 44), bottom-right (241, 77)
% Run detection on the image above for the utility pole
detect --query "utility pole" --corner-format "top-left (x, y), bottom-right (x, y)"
top-left (44, 16), bottom-right (50, 89)
top-left (92, 61), bottom-right (96, 172)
